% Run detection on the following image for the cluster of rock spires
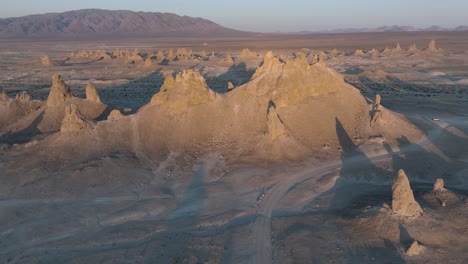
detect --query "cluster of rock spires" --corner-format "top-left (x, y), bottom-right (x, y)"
top-left (64, 48), bottom-right (263, 68)
top-left (347, 40), bottom-right (443, 58)
top-left (150, 69), bottom-right (217, 111)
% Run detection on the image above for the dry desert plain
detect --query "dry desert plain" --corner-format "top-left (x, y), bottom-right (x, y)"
top-left (0, 31), bottom-right (468, 263)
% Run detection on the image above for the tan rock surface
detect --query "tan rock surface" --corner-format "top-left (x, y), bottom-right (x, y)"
top-left (392, 169), bottom-right (422, 217)
top-left (85, 82), bottom-right (101, 103)
top-left (60, 104), bottom-right (94, 132)
top-left (47, 74), bottom-right (73, 107)
top-left (150, 70), bottom-right (216, 111)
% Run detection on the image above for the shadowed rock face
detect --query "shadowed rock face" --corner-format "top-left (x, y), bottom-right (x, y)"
top-left (47, 74), bottom-right (73, 107)
top-left (267, 104), bottom-right (288, 140)
top-left (150, 69), bottom-right (216, 111)
top-left (392, 169), bottom-right (422, 217)
top-left (60, 104), bottom-right (94, 133)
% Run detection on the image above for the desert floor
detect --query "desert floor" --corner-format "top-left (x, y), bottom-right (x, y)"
top-left (1, 32), bottom-right (468, 263)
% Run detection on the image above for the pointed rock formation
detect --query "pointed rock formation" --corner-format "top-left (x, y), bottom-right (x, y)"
top-left (47, 74), bottom-right (73, 107)
top-left (227, 81), bottom-right (235, 91)
top-left (392, 169), bottom-right (422, 217)
top-left (368, 48), bottom-right (379, 56)
top-left (251, 51), bottom-right (283, 79)
top-left (107, 109), bottom-right (124, 120)
top-left (85, 82), bottom-right (101, 103)
top-left (373, 94), bottom-right (381, 107)
top-left (0, 89), bottom-right (9, 100)
top-left (156, 50), bottom-right (165, 61)
top-left (408, 43), bottom-right (419, 54)
top-left (267, 103), bottom-right (287, 140)
top-left (60, 104), bottom-right (94, 132)
top-left (394, 43), bottom-right (402, 53)
top-left (41, 55), bottom-right (54, 66)
top-left (370, 94), bottom-right (383, 127)
top-left (249, 51), bottom-right (344, 107)
top-left (433, 178), bottom-right (445, 192)
top-left (406, 241), bottom-right (423, 256)
top-left (425, 40), bottom-right (442, 53)
top-left (238, 48), bottom-right (259, 62)
top-left (144, 58), bottom-right (156, 67)
top-left (150, 70), bottom-right (216, 111)
top-left (200, 50), bottom-right (207, 58)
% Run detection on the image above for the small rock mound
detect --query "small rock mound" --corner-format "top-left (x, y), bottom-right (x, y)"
top-left (392, 169), bottom-right (422, 217)
top-left (47, 74), bottom-right (73, 107)
top-left (0, 89), bottom-right (9, 100)
top-left (227, 81), bottom-right (235, 91)
top-left (85, 82), bottom-right (101, 103)
top-left (237, 48), bottom-right (259, 62)
top-left (60, 104), bottom-right (94, 132)
top-left (107, 109), bottom-right (124, 120)
top-left (354, 49), bottom-right (365, 56)
top-left (150, 70), bottom-right (216, 111)
top-left (15, 91), bottom-right (31, 102)
top-left (41, 55), bottom-right (54, 66)
top-left (368, 48), bottom-right (380, 56)
top-left (406, 241), bottom-right (424, 256)
top-left (433, 178), bottom-right (445, 192)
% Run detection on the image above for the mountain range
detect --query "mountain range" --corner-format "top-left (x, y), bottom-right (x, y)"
top-left (0, 9), bottom-right (466, 38)
top-left (294, 25), bottom-right (468, 34)
top-left (0, 9), bottom-right (248, 37)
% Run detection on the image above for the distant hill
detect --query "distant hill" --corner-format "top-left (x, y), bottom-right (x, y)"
top-left (293, 25), bottom-right (468, 34)
top-left (0, 9), bottom-right (250, 38)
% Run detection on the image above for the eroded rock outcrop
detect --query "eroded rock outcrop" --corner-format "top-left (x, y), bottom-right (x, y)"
top-left (85, 82), bottom-right (101, 103)
top-left (433, 178), bottom-right (445, 192)
top-left (392, 169), bottom-right (422, 217)
top-left (60, 104), bottom-right (94, 132)
top-left (370, 94), bottom-right (383, 127)
top-left (47, 74), bottom-right (73, 107)
top-left (15, 91), bottom-right (31, 102)
top-left (249, 51), bottom-right (344, 107)
top-left (150, 69), bottom-right (216, 111)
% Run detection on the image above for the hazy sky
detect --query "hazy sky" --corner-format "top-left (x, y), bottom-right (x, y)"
top-left (1, 0), bottom-right (467, 32)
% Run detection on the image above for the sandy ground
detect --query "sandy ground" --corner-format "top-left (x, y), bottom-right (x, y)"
top-left (0, 32), bottom-right (467, 263)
